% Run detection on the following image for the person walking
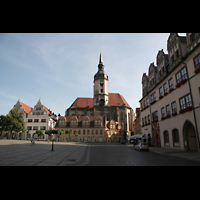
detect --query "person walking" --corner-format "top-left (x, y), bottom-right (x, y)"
top-left (31, 138), bottom-right (36, 146)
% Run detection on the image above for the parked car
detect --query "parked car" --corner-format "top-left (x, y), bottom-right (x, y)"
top-left (121, 140), bottom-right (125, 144)
top-left (134, 142), bottom-right (149, 151)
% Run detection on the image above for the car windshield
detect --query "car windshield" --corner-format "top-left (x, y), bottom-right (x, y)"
top-left (141, 142), bottom-right (147, 145)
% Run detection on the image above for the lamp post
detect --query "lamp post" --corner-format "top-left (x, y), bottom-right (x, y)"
top-left (51, 134), bottom-right (54, 151)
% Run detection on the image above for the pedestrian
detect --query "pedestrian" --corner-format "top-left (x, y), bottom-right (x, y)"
top-left (31, 138), bottom-right (35, 146)
top-left (48, 139), bottom-right (49, 144)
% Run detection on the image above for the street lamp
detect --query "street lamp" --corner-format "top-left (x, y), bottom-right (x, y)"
top-left (51, 134), bottom-right (54, 151)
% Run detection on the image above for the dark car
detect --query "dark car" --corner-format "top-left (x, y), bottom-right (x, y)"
top-left (121, 140), bottom-right (125, 144)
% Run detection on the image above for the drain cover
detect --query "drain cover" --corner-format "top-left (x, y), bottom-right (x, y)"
top-left (67, 159), bottom-right (76, 162)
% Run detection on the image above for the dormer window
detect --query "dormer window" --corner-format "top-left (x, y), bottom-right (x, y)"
top-left (95, 120), bottom-right (101, 126)
top-left (71, 121), bottom-right (77, 126)
top-left (94, 116), bottom-right (102, 127)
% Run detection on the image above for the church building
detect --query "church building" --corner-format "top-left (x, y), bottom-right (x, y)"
top-left (56, 54), bottom-right (135, 142)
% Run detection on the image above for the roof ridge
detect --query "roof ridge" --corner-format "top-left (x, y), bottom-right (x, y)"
top-left (20, 101), bottom-right (33, 114)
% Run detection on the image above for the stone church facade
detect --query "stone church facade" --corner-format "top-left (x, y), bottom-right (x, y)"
top-left (56, 54), bottom-right (135, 142)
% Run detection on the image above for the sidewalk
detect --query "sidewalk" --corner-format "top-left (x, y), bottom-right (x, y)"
top-left (149, 147), bottom-right (200, 162)
top-left (126, 143), bottom-right (200, 162)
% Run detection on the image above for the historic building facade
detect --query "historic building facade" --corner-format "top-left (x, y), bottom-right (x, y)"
top-left (26, 99), bottom-right (57, 140)
top-left (2, 99), bottom-right (57, 140)
top-left (134, 108), bottom-right (141, 135)
top-left (139, 33), bottom-right (200, 151)
top-left (57, 53), bottom-right (135, 141)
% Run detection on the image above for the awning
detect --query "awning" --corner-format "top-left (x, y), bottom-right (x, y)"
top-left (129, 134), bottom-right (150, 140)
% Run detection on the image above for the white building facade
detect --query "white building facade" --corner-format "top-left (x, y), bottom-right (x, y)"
top-left (26, 99), bottom-right (57, 140)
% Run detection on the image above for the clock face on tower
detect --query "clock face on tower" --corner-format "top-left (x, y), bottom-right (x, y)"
top-left (100, 80), bottom-right (104, 86)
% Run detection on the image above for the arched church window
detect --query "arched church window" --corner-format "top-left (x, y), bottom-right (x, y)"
top-left (120, 112), bottom-right (123, 123)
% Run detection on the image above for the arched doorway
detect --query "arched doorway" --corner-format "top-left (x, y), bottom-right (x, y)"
top-left (172, 129), bottom-right (180, 147)
top-left (183, 121), bottom-right (197, 151)
top-left (164, 131), bottom-right (169, 147)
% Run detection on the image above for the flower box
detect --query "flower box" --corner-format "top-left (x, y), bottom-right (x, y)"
top-left (169, 88), bottom-right (174, 93)
top-left (194, 68), bottom-right (200, 74)
top-left (164, 92), bottom-right (168, 96)
top-left (176, 79), bottom-right (187, 88)
top-left (172, 112), bottom-right (177, 116)
top-left (179, 109), bottom-right (185, 114)
top-left (161, 117), bottom-right (165, 120)
top-left (159, 95), bottom-right (163, 100)
top-left (165, 114), bottom-right (171, 119)
top-left (179, 106), bottom-right (192, 114)
top-left (185, 106), bottom-right (193, 112)
top-left (150, 100), bottom-right (156, 105)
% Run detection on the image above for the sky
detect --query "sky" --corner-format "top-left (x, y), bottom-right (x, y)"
top-left (0, 33), bottom-right (186, 116)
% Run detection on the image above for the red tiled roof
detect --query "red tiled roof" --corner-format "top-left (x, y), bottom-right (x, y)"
top-left (68, 93), bottom-right (130, 109)
top-left (42, 105), bottom-right (51, 114)
top-left (20, 102), bottom-right (32, 114)
top-left (109, 93), bottom-right (130, 107)
top-left (69, 98), bottom-right (94, 109)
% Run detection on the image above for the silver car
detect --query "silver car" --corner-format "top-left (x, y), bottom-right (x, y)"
top-left (134, 142), bottom-right (149, 151)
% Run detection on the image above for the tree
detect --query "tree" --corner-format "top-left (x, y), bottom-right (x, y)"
top-left (45, 130), bottom-right (58, 141)
top-left (65, 130), bottom-right (71, 142)
top-left (2, 108), bottom-right (25, 139)
top-left (0, 115), bottom-right (5, 138)
top-left (57, 131), bottom-right (63, 142)
top-left (36, 130), bottom-right (44, 140)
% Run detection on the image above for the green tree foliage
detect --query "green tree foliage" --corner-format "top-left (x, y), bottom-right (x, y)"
top-left (36, 130), bottom-right (44, 139)
top-left (65, 130), bottom-right (71, 142)
top-left (2, 108), bottom-right (25, 139)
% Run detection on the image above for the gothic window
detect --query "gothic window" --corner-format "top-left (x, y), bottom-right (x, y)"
top-left (120, 112), bottom-right (123, 123)
top-left (111, 112), bottom-right (114, 120)
top-left (164, 131), bottom-right (169, 145)
top-left (172, 129), bottom-right (180, 146)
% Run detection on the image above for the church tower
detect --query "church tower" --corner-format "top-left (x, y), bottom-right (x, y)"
top-left (93, 53), bottom-right (109, 107)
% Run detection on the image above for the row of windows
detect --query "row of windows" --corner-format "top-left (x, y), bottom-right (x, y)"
top-left (164, 129), bottom-right (180, 146)
top-left (32, 112), bottom-right (46, 115)
top-left (27, 126), bottom-right (46, 130)
top-left (28, 119), bottom-right (46, 122)
top-left (58, 129), bottom-right (103, 135)
top-left (171, 49), bottom-right (179, 63)
top-left (59, 121), bottom-right (101, 126)
top-left (141, 66), bottom-right (188, 109)
top-left (142, 93), bottom-right (192, 126)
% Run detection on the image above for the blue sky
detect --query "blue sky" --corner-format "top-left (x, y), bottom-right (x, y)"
top-left (0, 33), bottom-right (186, 116)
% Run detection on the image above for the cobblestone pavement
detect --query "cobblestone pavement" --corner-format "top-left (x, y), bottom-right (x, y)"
top-left (0, 140), bottom-right (88, 166)
top-left (1, 140), bottom-right (200, 166)
top-left (85, 143), bottom-right (200, 166)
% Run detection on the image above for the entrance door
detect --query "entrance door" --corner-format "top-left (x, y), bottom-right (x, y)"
top-left (83, 137), bottom-right (88, 142)
top-left (98, 137), bottom-right (103, 142)
top-left (186, 123), bottom-right (197, 151)
top-left (185, 122), bottom-right (197, 151)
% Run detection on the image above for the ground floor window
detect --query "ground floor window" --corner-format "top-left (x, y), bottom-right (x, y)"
top-left (172, 129), bottom-right (180, 147)
top-left (164, 131), bottom-right (169, 147)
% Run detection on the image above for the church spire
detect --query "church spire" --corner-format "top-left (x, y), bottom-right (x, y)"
top-left (99, 52), bottom-right (103, 64)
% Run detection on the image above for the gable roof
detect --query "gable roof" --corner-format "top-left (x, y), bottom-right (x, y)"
top-left (69, 98), bottom-right (94, 109)
top-left (68, 93), bottom-right (131, 109)
top-left (20, 102), bottom-right (32, 114)
top-left (109, 93), bottom-right (130, 107)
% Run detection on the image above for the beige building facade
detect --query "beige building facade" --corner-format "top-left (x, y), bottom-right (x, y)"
top-left (139, 33), bottom-right (200, 151)
top-left (55, 116), bottom-right (124, 143)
